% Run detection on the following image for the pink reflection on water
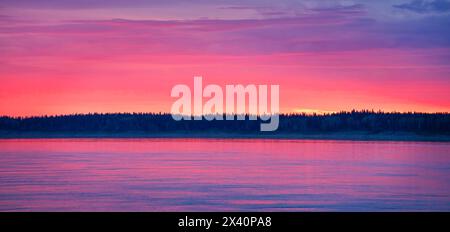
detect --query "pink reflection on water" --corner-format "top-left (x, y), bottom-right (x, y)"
top-left (0, 138), bottom-right (449, 211)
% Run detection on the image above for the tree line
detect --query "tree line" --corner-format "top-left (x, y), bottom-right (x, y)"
top-left (0, 110), bottom-right (449, 135)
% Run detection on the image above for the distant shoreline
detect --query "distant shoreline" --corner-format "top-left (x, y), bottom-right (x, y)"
top-left (2, 112), bottom-right (449, 142)
top-left (1, 131), bottom-right (449, 142)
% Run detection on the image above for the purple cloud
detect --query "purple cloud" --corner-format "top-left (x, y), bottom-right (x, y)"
top-left (394, 0), bottom-right (450, 13)
top-left (0, 1), bottom-right (449, 59)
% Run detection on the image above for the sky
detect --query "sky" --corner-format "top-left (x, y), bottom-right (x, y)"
top-left (0, 0), bottom-right (449, 116)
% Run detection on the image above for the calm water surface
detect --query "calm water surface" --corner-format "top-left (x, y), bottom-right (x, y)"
top-left (0, 138), bottom-right (449, 211)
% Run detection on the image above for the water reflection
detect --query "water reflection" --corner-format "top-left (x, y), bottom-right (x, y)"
top-left (0, 139), bottom-right (449, 211)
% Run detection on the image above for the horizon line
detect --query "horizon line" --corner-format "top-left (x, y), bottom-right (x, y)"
top-left (2, 110), bottom-right (450, 119)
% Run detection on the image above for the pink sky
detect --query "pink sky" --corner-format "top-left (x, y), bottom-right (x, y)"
top-left (0, 0), bottom-right (449, 116)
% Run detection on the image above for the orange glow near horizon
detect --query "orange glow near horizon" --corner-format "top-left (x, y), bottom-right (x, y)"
top-left (1, 51), bottom-right (449, 117)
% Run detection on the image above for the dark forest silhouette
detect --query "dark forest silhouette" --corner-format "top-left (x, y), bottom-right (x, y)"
top-left (0, 110), bottom-right (449, 136)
